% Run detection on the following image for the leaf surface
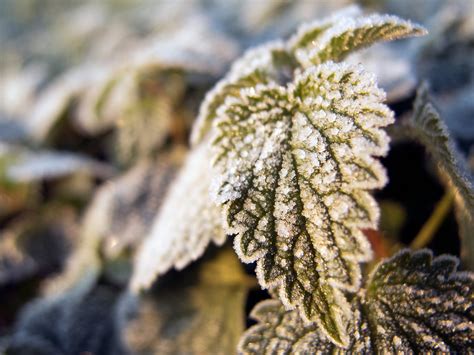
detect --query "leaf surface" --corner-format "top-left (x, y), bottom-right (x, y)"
top-left (406, 85), bottom-right (474, 269)
top-left (240, 249), bottom-right (474, 353)
top-left (211, 61), bottom-right (394, 345)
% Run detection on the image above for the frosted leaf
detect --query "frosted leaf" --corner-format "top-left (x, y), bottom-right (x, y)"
top-left (191, 41), bottom-right (285, 146)
top-left (131, 143), bottom-right (226, 292)
top-left (240, 249), bottom-right (474, 353)
top-left (289, 11), bottom-right (426, 68)
top-left (406, 85), bottom-right (474, 270)
top-left (211, 61), bottom-right (394, 346)
top-left (125, 247), bottom-right (250, 355)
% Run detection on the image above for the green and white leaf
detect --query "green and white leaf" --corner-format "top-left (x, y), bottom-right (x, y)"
top-left (210, 61), bottom-right (394, 346)
top-left (406, 85), bottom-right (474, 270)
top-left (191, 41), bottom-right (285, 146)
top-left (289, 10), bottom-right (426, 68)
top-left (131, 143), bottom-right (226, 292)
top-left (240, 249), bottom-right (474, 353)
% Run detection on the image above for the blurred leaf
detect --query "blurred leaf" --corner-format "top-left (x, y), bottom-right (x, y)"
top-left (1, 145), bottom-right (114, 183)
top-left (131, 143), bottom-right (225, 291)
top-left (125, 247), bottom-right (250, 355)
top-left (288, 7), bottom-right (426, 67)
top-left (405, 85), bottom-right (474, 269)
top-left (240, 249), bottom-right (474, 353)
top-left (0, 207), bottom-right (77, 287)
top-left (45, 150), bottom-right (183, 294)
top-left (7, 281), bottom-right (126, 355)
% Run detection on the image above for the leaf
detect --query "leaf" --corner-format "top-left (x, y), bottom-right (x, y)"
top-left (1, 146), bottom-right (114, 183)
top-left (240, 249), bottom-right (474, 353)
top-left (405, 85), bottom-right (474, 270)
top-left (7, 282), bottom-right (126, 355)
top-left (131, 143), bottom-right (226, 291)
top-left (86, 152), bottom-right (182, 259)
top-left (191, 40), bottom-right (285, 146)
top-left (210, 60), bottom-right (395, 345)
top-left (0, 207), bottom-right (77, 287)
top-left (289, 9), bottom-right (427, 68)
top-left (125, 247), bottom-right (251, 355)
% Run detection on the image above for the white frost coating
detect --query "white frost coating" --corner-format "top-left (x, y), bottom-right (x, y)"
top-left (239, 250), bottom-right (474, 353)
top-left (211, 61), bottom-right (394, 346)
top-left (131, 143), bottom-right (226, 292)
top-left (191, 40), bottom-right (285, 146)
top-left (291, 13), bottom-right (427, 68)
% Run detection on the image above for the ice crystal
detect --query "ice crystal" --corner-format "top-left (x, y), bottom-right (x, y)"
top-left (406, 85), bottom-right (474, 270)
top-left (239, 249), bottom-right (474, 353)
top-left (131, 143), bottom-right (226, 292)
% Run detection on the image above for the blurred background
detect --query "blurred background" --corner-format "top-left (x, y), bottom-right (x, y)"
top-left (0, 0), bottom-right (473, 354)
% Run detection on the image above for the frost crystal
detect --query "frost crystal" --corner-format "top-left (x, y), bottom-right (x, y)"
top-left (239, 250), bottom-right (474, 353)
top-left (131, 143), bottom-right (226, 292)
top-left (190, 9), bottom-right (426, 346)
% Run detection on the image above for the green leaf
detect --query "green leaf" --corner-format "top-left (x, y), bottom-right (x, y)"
top-left (191, 41), bottom-right (284, 146)
top-left (210, 60), bottom-right (394, 346)
top-left (126, 247), bottom-right (250, 355)
top-left (131, 143), bottom-right (226, 291)
top-left (406, 85), bottom-right (474, 270)
top-left (240, 249), bottom-right (474, 353)
top-left (289, 10), bottom-right (427, 68)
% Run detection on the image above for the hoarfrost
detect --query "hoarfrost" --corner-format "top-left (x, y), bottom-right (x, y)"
top-left (239, 250), bottom-right (474, 353)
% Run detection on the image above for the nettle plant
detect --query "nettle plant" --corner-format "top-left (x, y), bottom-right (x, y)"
top-left (132, 7), bottom-right (474, 353)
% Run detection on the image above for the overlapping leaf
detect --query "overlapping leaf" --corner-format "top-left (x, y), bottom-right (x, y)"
top-left (239, 249), bottom-right (474, 353)
top-left (131, 143), bottom-right (226, 292)
top-left (405, 85), bottom-right (474, 269)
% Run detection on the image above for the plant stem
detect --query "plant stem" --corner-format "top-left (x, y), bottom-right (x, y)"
top-left (410, 189), bottom-right (454, 249)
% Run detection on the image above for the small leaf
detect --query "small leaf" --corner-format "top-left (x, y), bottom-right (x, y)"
top-left (289, 11), bottom-right (427, 68)
top-left (240, 249), bottom-right (474, 353)
top-left (406, 85), bottom-right (474, 270)
top-left (191, 41), bottom-right (284, 146)
top-left (131, 143), bottom-right (226, 291)
top-left (210, 60), bottom-right (393, 346)
top-left (126, 247), bottom-right (250, 355)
